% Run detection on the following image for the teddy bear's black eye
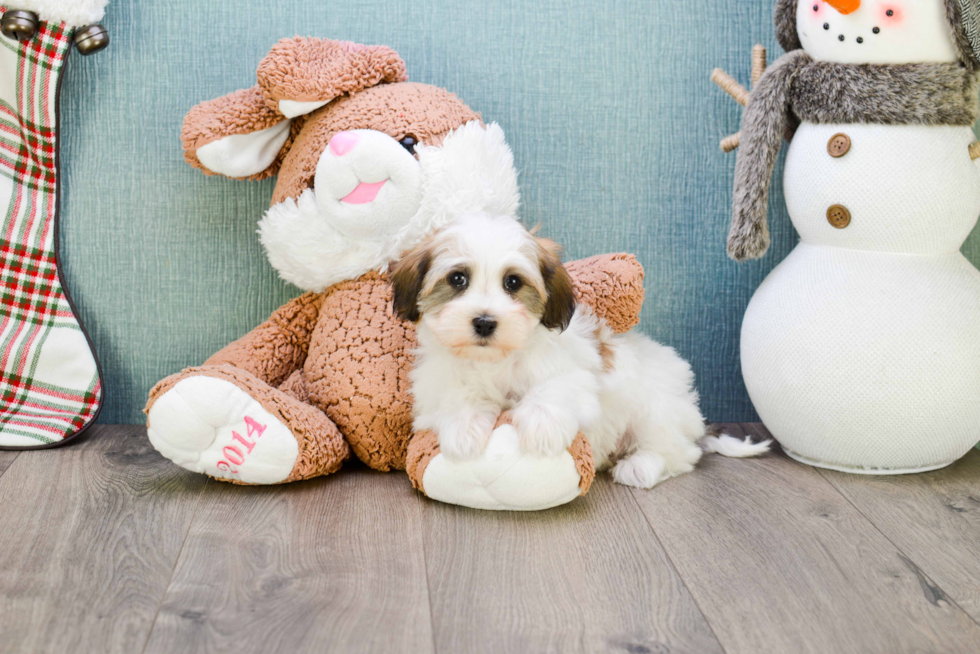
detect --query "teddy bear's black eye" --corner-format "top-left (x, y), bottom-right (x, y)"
top-left (448, 271), bottom-right (468, 289)
top-left (504, 275), bottom-right (523, 292)
top-left (399, 135), bottom-right (418, 154)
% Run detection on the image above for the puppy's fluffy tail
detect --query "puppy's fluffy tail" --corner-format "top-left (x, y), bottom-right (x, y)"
top-left (700, 434), bottom-right (772, 458)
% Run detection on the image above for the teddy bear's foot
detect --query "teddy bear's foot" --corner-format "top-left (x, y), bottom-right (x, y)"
top-left (146, 366), bottom-right (349, 484)
top-left (147, 375), bottom-right (299, 483)
top-left (406, 414), bottom-right (595, 511)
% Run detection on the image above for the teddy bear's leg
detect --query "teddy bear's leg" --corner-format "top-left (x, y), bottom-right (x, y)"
top-left (405, 413), bottom-right (595, 511)
top-left (566, 253), bottom-right (646, 334)
top-left (146, 365), bottom-right (349, 484)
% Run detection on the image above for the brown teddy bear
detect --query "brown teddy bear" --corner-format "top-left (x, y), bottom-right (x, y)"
top-left (145, 37), bottom-right (646, 510)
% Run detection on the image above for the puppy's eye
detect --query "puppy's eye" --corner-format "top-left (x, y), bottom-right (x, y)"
top-left (399, 135), bottom-right (418, 154)
top-left (504, 275), bottom-right (523, 292)
top-left (448, 271), bottom-right (468, 289)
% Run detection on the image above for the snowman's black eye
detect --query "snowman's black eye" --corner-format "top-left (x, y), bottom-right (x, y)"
top-left (399, 135), bottom-right (418, 154)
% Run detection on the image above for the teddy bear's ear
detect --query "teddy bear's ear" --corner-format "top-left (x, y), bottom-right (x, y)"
top-left (256, 37), bottom-right (407, 118)
top-left (182, 38), bottom-right (406, 180)
top-left (182, 85), bottom-right (293, 180)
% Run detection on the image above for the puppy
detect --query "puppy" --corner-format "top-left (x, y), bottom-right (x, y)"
top-left (392, 213), bottom-right (769, 489)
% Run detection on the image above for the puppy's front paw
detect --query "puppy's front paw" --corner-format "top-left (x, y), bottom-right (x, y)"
top-left (513, 402), bottom-right (579, 457)
top-left (612, 452), bottom-right (667, 489)
top-left (437, 410), bottom-right (496, 461)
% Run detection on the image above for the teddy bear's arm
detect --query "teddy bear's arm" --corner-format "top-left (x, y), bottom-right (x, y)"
top-left (565, 254), bottom-right (645, 334)
top-left (406, 413), bottom-right (595, 510)
top-left (204, 292), bottom-right (324, 388)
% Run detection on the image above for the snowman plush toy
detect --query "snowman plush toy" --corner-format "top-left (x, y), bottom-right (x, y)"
top-left (721, 0), bottom-right (980, 473)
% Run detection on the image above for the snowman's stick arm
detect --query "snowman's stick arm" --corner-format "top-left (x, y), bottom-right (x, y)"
top-left (714, 46), bottom-right (774, 153)
top-left (712, 69), bottom-right (748, 152)
top-left (721, 132), bottom-right (742, 153)
top-left (969, 141), bottom-right (980, 161)
top-left (751, 44), bottom-right (767, 87)
top-left (711, 69), bottom-right (750, 107)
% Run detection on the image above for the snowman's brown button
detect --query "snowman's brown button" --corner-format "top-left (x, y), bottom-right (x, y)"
top-left (827, 133), bottom-right (851, 158)
top-left (827, 204), bottom-right (851, 229)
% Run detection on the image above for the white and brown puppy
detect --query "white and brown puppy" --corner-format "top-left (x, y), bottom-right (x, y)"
top-left (392, 213), bottom-right (769, 489)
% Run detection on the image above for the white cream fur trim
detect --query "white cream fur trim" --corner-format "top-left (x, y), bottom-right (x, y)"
top-left (10, 0), bottom-right (108, 28)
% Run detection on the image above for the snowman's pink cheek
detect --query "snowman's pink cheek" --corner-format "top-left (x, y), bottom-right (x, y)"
top-left (879, 4), bottom-right (904, 24)
top-left (809, 2), bottom-right (825, 19)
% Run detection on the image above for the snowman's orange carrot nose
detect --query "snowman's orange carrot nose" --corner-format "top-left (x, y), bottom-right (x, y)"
top-left (825, 0), bottom-right (860, 14)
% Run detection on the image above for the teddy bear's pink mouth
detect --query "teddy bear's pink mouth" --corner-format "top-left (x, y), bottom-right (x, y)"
top-left (341, 179), bottom-right (388, 204)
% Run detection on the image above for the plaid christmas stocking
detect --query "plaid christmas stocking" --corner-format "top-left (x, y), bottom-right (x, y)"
top-left (0, 10), bottom-right (103, 448)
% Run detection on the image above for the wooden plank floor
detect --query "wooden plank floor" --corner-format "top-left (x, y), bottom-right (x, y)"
top-left (1, 425), bottom-right (978, 654)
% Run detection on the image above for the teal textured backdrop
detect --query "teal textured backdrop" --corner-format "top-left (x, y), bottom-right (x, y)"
top-left (59, 0), bottom-right (980, 424)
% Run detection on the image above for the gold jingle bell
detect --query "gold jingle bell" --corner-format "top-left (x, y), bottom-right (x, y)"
top-left (74, 24), bottom-right (109, 55)
top-left (1, 10), bottom-right (39, 42)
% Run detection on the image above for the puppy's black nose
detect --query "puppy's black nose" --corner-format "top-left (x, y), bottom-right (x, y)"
top-left (472, 315), bottom-right (497, 338)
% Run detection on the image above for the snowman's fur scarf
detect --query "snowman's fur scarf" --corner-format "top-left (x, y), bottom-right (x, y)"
top-left (792, 60), bottom-right (980, 124)
top-left (948, 0), bottom-right (980, 68)
top-left (9, 1), bottom-right (108, 28)
top-left (774, 0), bottom-right (803, 54)
top-left (729, 50), bottom-right (980, 260)
top-left (774, 0), bottom-right (980, 69)
top-left (729, 51), bottom-right (807, 261)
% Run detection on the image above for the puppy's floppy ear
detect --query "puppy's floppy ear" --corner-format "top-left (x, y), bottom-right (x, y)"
top-left (391, 241), bottom-right (433, 323)
top-left (536, 238), bottom-right (575, 331)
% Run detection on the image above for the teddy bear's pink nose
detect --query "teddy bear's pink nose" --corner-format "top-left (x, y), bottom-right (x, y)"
top-left (329, 131), bottom-right (359, 157)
